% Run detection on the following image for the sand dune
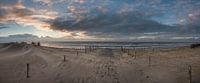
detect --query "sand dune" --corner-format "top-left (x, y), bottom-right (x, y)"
top-left (0, 43), bottom-right (200, 83)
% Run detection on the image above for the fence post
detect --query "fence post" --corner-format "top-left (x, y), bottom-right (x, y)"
top-left (63, 55), bottom-right (66, 62)
top-left (188, 65), bottom-right (192, 83)
top-left (134, 51), bottom-right (137, 59)
top-left (149, 56), bottom-right (151, 67)
top-left (85, 46), bottom-right (87, 53)
top-left (26, 63), bottom-right (30, 78)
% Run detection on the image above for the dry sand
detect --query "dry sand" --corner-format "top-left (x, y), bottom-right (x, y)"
top-left (0, 43), bottom-right (200, 83)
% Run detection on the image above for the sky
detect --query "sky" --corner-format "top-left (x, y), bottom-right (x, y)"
top-left (0, 0), bottom-right (200, 42)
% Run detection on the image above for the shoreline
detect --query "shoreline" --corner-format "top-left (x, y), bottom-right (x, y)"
top-left (41, 42), bottom-right (193, 49)
top-left (0, 42), bottom-right (191, 50)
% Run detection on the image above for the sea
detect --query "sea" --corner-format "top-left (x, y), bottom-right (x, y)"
top-left (41, 41), bottom-right (195, 49)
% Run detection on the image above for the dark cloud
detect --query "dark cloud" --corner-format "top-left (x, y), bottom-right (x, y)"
top-left (8, 34), bottom-right (39, 38)
top-left (0, 0), bottom-right (18, 5)
top-left (0, 23), bottom-right (8, 29)
top-left (48, 11), bottom-right (179, 38)
top-left (0, 26), bottom-right (7, 29)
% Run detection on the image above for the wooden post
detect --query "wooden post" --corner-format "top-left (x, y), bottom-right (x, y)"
top-left (148, 56), bottom-right (151, 67)
top-left (89, 46), bottom-right (91, 52)
top-left (121, 46), bottom-right (124, 52)
top-left (26, 63), bottom-right (30, 78)
top-left (153, 48), bottom-right (155, 56)
top-left (127, 49), bottom-right (130, 55)
top-left (77, 51), bottom-right (79, 56)
top-left (134, 51), bottom-right (137, 59)
top-left (127, 49), bottom-right (129, 55)
top-left (63, 55), bottom-right (66, 62)
top-left (188, 65), bottom-right (192, 83)
top-left (85, 46), bottom-right (87, 53)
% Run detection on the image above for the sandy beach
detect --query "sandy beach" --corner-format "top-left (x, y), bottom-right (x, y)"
top-left (0, 43), bottom-right (200, 83)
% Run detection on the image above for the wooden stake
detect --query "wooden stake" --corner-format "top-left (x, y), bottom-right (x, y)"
top-left (26, 63), bottom-right (30, 78)
top-left (149, 56), bottom-right (151, 67)
top-left (89, 46), bottom-right (91, 52)
top-left (121, 46), bottom-right (123, 52)
top-left (85, 46), bottom-right (88, 53)
top-left (127, 49), bottom-right (130, 55)
top-left (188, 65), bottom-right (192, 83)
top-left (63, 55), bottom-right (66, 62)
top-left (134, 51), bottom-right (137, 59)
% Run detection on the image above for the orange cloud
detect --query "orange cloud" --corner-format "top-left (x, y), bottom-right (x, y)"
top-left (0, 2), bottom-right (93, 39)
top-left (0, 1), bottom-right (58, 31)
